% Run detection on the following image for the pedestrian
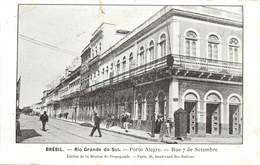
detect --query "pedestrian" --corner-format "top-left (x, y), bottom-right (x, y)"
top-left (124, 114), bottom-right (130, 132)
top-left (106, 114), bottom-right (111, 128)
top-left (121, 114), bottom-right (126, 129)
top-left (165, 119), bottom-right (171, 137)
top-left (89, 112), bottom-right (102, 137)
top-left (158, 119), bottom-right (167, 141)
top-left (39, 111), bottom-right (49, 131)
top-left (155, 115), bottom-right (160, 133)
top-left (111, 114), bottom-right (115, 126)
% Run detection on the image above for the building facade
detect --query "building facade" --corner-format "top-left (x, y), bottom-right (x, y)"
top-left (79, 6), bottom-right (242, 136)
top-left (41, 66), bottom-right (80, 122)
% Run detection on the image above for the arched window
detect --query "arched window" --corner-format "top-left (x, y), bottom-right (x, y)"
top-left (99, 42), bottom-right (102, 52)
top-left (137, 95), bottom-right (143, 120)
top-left (122, 56), bottom-right (126, 72)
top-left (129, 53), bottom-right (134, 70)
top-left (116, 60), bottom-right (120, 75)
top-left (102, 68), bottom-right (105, 80)
top-left (139, 46), bottom-right (145, 66)
top-left (95, 45), bottom-right (98, 56)
top-left (109, 63), bottom-right (113, 79)
top-left (146, 92), bottom-right (154, 121)
top-left (208, 34), bottom-right (220, 60)
top-left (159, 34), bottom-right (167, 57)
top-left (185, 31), bottom-right (198, 57)
top-left (91, 48), bottom-right (94, 58)
top-left (110, 62), bottom-right (113, 70)
top-left (149, 40), bottom-right (155, 62)
top-left (106, 66), bottom-right (109, 79)
top-left (229, 38), bottom-right (239, 62)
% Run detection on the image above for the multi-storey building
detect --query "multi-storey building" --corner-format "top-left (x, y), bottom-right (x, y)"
top-left (30, 101), bottom-right (42, 115)
top-left (41, 66), bottom-right (80, 121)
top-left (79, 6), bottom-right (242, 137)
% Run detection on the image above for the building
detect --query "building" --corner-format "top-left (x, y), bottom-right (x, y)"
top-left (41, 66), bottom-right (80, 121)
top-left (79, 6), bottom-right (242, 137)
top-left (30, 101), bottom-right (42, 115)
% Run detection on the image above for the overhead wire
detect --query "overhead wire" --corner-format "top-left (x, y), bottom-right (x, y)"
top-left (18, 33), bottom-right (79, 56)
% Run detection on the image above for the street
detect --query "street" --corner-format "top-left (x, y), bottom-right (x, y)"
top-left (17, 114), bottom-right (158, 143)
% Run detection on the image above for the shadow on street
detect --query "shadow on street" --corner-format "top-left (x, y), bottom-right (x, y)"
top-left (16, 129), bottom-right (42, 143)
top-left (79, 122), bottom-right (93, 127)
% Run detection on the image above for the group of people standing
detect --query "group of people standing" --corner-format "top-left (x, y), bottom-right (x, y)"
top-left (155, 115), bottom-right (172, 137)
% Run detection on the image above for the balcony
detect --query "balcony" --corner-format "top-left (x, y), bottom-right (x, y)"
top-left (81, 54), bottom-right (242, 94)
top-left (175, 55), bottom-right (242, 76)
top-left (88, 54), bottom-right (100, 66)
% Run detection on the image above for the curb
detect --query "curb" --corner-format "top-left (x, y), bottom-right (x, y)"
top-left (100, 127), bottom-right (159, 142)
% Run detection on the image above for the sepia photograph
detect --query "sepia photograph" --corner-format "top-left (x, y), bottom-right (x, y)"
top-left (16, 5), bottom-right (243, 144)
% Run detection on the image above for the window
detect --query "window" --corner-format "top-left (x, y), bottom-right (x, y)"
top-left (91, 48), bottom-right (94, 58)
top-left (149, 41), bottom-right (155, 62)
top-left (110, 63), bottom-right (114, 78)
top-left (159, 34), bottom-right (167, 57)
top-left (122, 56), bottom-right (126, 72)
top-left (95, 46), bottom-right (98, 56)
top-left (185, 31), bottom-right (198, 57)
top-left (229, 38), bottom-right (239, 62)
top-left (208, 34), bottom-right (220, 60)
top-left (129, 53), bottom-right (134, 69)
top-left (99, 42), bottom-right (102, 52)
top-left (106, 66), bottom-right (109, 76)
top-left (139, 46), bottom-right (145, 65)
top-left (110, 63), bottom-right (113, 70)
top-left (117, 60), bottom-right (120, 75)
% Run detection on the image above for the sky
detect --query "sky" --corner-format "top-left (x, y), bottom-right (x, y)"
top-left (18, 5), bottom-right (241, 107)
top-left (18, 5), bottom-right (162, 107)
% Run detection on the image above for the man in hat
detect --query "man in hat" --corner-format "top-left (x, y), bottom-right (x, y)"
top-left (89, 112), bottom-right (102, 137)
top-left (39, 111), bottom-right (49, 131)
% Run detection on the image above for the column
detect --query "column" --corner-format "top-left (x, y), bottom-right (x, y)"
top-left (155, 97), bottom-right (159, 115)
top-left (168, 78), bottom-right (179, 119)
top-left (143, 100), bottom-right (147, 120)
top-left (221, 102), bottom-right (229, 136)
top-left (197, 101), bottom-right (206, 136)
top-left (171, 19), bottom-right (180, 56)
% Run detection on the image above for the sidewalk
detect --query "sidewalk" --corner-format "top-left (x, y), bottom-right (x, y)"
top-left (57, 117), bottom-right (163, 142)
top-left (55, 117), bottom-right (242, 144)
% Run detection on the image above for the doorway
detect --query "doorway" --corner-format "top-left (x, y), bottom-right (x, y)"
top-left (229, 104), bottom-right (239, 135)
top-left (206, 103), bottom-right (220, 135)
top-left (184, 101), bottom-right (197, 134)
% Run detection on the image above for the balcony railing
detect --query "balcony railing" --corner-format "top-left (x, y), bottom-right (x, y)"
top-left (175, 54), bottom-right (242, 75)
top-left (82, 54), bottom-right (242, 94)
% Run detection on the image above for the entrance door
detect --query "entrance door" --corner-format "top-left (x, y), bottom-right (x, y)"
top-left (184, 101), bottom-right (197, 134)
top-left (206, 104), bottom-right (220, 135)
top-left (159, 101), bottom-right (165, 116)
top-left (229, 105), bottom-right (239, 135)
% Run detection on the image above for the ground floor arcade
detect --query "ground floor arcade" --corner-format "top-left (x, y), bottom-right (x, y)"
top-left (78, 78), bottom-right (242, 136)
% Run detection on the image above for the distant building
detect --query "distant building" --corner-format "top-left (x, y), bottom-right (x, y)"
top-left (41, 66), bottom-right (80, 121)
top-left (31, 101), bottom-right (42, 115)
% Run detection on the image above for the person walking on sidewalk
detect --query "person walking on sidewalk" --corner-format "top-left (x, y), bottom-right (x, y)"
top-left (105, 114), bottom-right (111, 129)
top-left (124, 114), bottom-right (130, 132)
top-left (121, 114), bottom-right (126, 129)
top-left (39, 111), bottom-right (49, 131)
top-left (89, 112), bottom-right (102, 137)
